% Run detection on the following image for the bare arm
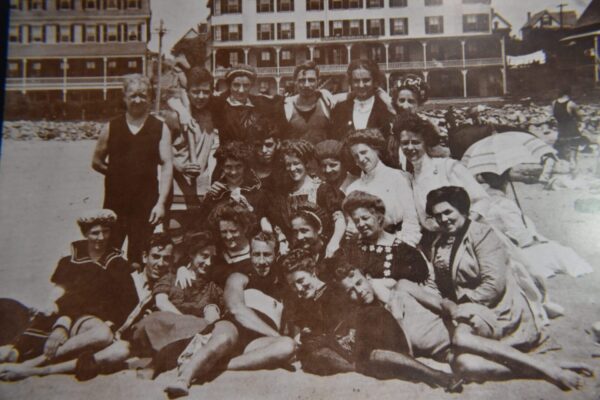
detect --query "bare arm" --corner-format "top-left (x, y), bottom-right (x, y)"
top-left (154, 293), bottom-right (182, 315)
top-left (149, 123), bottom-right (174, 225)
top-left (224, 273), bottom-right (281, 337)
top-left (91, 123), bottom-right (110, 175)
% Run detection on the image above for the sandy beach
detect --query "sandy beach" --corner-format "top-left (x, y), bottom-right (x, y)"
top-left (0, 139), bottom-right (599, 399)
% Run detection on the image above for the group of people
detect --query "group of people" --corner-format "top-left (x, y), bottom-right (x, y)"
top-left (0, 59), bottom-right (594, 397)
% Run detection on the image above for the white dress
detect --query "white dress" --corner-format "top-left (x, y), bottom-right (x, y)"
top-left (484, 189), bottom-right (593, 279)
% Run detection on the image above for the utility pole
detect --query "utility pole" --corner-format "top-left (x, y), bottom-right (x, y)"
top-left (154, 19), bottom-right (167, 113)
top-left (557, 3), bottom-right (567, 29)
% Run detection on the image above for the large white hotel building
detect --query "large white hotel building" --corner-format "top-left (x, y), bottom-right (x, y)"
top-left (208, 0), bottom-right (507, 98)
top-left (6, 0), bottom-right (151, 104)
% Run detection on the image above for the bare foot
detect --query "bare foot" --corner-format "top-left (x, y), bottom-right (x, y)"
top-left (0, 346), bottom-right (18, 363)
top-left (164, 378), bottom-right (190, 399)
top-left (551, 369), bottom-right (584, 391)
top-left (0, 363), bottom-right (38, 381)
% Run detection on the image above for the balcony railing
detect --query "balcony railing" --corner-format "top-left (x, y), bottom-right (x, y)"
top-left (5, 75), bottom-right (130, 90)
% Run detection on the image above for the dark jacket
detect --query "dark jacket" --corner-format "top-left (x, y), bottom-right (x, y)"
top-left (330, 96), bottom-right (394, 141)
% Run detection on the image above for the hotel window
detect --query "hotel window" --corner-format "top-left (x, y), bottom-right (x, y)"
top-left (281, 50), bottom-right (292, 61)
top-left (108, 60), bottom-right (117, 68)
top-left (261, 51), bottom-right (271, 62)
top-left (31, 25), bottom-right (44, 42)
top-left (257, 24), bottom-right (274, 40)
top-left (10, 0), bottom-right (22, 9)
top-left (9, 26), bottom-right (20, 42)
top-left (257, 0), bottom-right (273, 12)
top-left (9, 63), bottom-right (19, 72)
top-left (126, 0), bottom-right (139, 8)
top-left (367, 19), bottom-right (383, 35)
top-left (59, 25), bottom-right (71, 42)
top-left (128, 60), bottom-right (138, 68)
top-left (277, 22), bottom-right (294, 40)
top-left (57, 0), bottom-right (73, 9)
top-left (313, 48), bottom-right (321, 59)
top-left (85, 0), bottom-right (97, 8)
top-left (30, 0), bottom-right (45, 9)
top-left (463, 13), bottom-right (489, 32)
top-left (390, 18), bottom-right (408, 35)
top-left (307, 21), bottom-right (323, 38)
top-left (367, 0), bottom-right (382, 7)
top-left (60, 60), bottom-right (69, 70)
top-left (541, 14), bottom-right (553, 26)
top-left (331, 21), bottom-right (343, 36)
top-left (225, 0), bottom-right (240, 13)
top-left (389, 0), bottom-right (406, 6)
top-left (86, 61), bottom-right (96, 69)
top-left (85, 25), bottom-right (97, 41)
top-left (425, 16), bottom-right (443, 34)
top-left (425, 0), bottom-right (442, 5)
top-left (106, 24), bottom-right (118, 42)
top-left (228, 24), bottom-right (241, 40)
top-left (306, 0), bottom-right (323, 10)
top-left (278, 0), bottom-right (294, 11)
top-left (106, 0), bottom-right (118, 9)
top-left (229, 52), bottom-right (239, 65)
top-left (213, 26), bottom-right (222, 41)
top-left (213, 0), bottom-right (221, 14)
top-left (348, 0), bottom-right (362, 8)
top-left (391, 43), bottom-right (406, 60)
top-left (330, 0), bottom-right (342, 9)
top-left (127, 25), bottom-right (138, 41)
top-left (32, 62), bottom-right (42, 71)
top-left (349, 20), bottom-right (361, 36)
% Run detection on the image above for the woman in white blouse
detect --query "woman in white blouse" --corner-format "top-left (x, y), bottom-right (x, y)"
top-left (343, 128), bottom-right (421, 246)
top-left (391, 114), bottom-right (489, 233)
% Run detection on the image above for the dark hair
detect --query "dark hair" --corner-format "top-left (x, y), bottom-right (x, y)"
top-left (347, 59), bottom-right (382, 87)
top-left (344, 128), bottom-right (387, 157)
top-left (558, 83), bottom-right (571, 97)
top-left (314, 139), bottom-right (343, 161)
top-left (185, 231), bottom-right (216, 257)
top-left (342, 190), bottom-right (386, 219)
top-left (146, 232), bottom-right (174, 252)
top-left (279, 248), bottom-right (318, 276)
top-left (480, 171), bottom-right (510, 190)
top-left (251, 231), bottom-right (280, 257)
top-left (392, 74), bottom-right (429, 106)
top-left (279, 139), bottom-right (315, 166)
top-left (392, 113), bottom-right (440, 148)
top-left (186, 66), bottom-right (213, 90)
top-left (214, 141), bottom-right (252, 164)
top-left (207, 200), bottom-right (257, 238)
top-left (327, 250), bottom-right (363, 284)
top-left (293, 60), bottom-right (319, 81)
top-left (248, 115), bottom-right (281, 142)
top-left (425, 186), bottom-right (471, 217)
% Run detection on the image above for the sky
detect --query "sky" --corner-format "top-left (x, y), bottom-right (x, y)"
top-left (148, 0), bottom-right (593, 54)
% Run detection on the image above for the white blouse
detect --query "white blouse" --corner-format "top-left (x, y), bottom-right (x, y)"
top-left (352, 96), bottom-right (375, 130)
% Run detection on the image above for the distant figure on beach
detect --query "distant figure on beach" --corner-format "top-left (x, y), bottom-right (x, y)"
top-left (92, 74), bottom-right (173, 265)
top-left (552, 84), bottom-right (584, 173)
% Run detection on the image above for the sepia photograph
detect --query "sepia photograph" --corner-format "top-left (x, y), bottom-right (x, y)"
top-left (0, 0), bottom-right (599, 398)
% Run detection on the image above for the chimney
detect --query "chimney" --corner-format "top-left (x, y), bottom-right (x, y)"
top-left (527, 12), bottom-right (531, 22)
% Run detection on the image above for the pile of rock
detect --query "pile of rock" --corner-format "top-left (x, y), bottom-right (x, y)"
top-left (2, 120), bottom-right (103, 141)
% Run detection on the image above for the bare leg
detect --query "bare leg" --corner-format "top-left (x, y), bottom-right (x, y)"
top-left (0, 340), bottom-right (131, 381)
top-left (227, 336), bottom-right (295, 371)
top-left (50, 318), bottom-right (113, 362)
top-left (164, 320), bottom-right (238, 399)
top-left (368, 349), bottom-right (459, 391)
top-left (452, 324), bottom-right (585, 391)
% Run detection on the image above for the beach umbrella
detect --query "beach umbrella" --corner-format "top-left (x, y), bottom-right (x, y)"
top-left (461, 131), bottom-right (556, 176)
top-left (461, 131), bottom-right (557, 226)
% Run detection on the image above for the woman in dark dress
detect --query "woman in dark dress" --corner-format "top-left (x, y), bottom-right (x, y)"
top-left (331, 59), bottom-right (394, 141)
top-left (342, 191), bottom-right (428, 283)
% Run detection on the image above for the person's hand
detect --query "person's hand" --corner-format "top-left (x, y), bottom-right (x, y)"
top-left (175, 266), bottom-right (195, 290)
top-left (441, 299), bottom-right (459, 320)
top-left (44, 326), bottom-right (68, 359)
top-left (203, 304), bottom-right (220, 324)
top-left (324, 241), bottom-right (340, 259)
top-left (177, 108), bottom-right (192, 131)
top-left (183, 163), bottom-right (202, 178)
top-left (149, 203), bottom-right (165, 225)
top-left (207, 182), bottom-right (228, 198)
